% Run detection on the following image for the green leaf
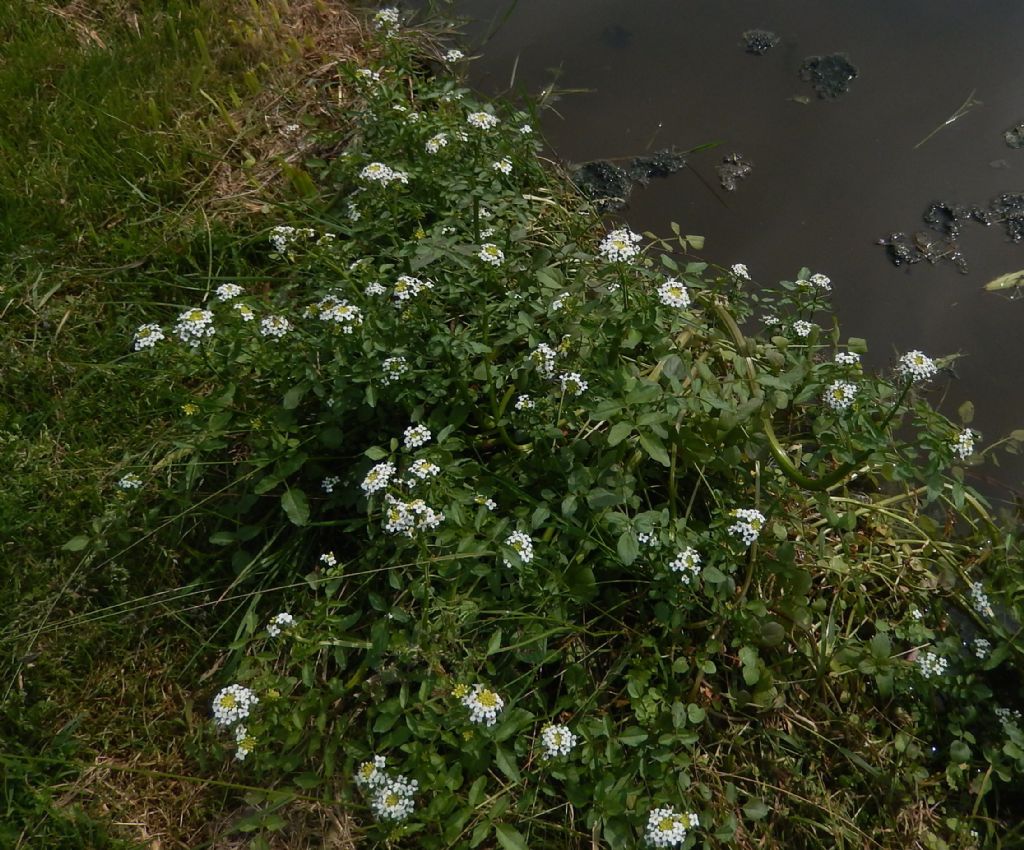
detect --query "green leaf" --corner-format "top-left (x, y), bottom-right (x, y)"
top-left (364, 446), bottom-right (389, 460)
top-left (607, 420), bottom-right (633, 447)
top-left (61, 535), bottom-right (90, 552)
top-left (281, 488), bottom-right (310, 526)
top-left (639, 432), bottom-right (671, 467)
top-left (487, 628), bottom-right (503, 656)
top-left (847, 337), bottom-right (868, 353)
top-left (983, 269), bottom-right (1024, 291)
top-left (702, 566), bottom-right (728, 584)
top-left (742, 798), bottom-right (770, 821)
top-left (209, 531), bottom-right (235, 546)
top-left (495, 824), bottom-right (528, 850)
top-left (282, 382), bottom-right (309, 410)
top-left (869, 633), bottom-right (891, 661)
top-left (494, 746), bottom-right (521, 782)
top-left (686, 703), bottom-right (706, 724)
top-left (958, 400), bottom-right (975, 424)
top-left (618, 726), bottom-right (648, 746)
top-left (617, 531), bottom-right (640, 566)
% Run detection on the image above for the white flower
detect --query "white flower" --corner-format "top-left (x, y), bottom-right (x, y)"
top-left (645, 807), bottom-right (698, 848)
top-left (809, 272), bottom-right (832, 291)
top-left (355, 755), bottom-right (388, 790)
top-left (551, 292), bottom-right (570, 312)
top-left (540, 723), bottom-right (577, 758)
top-left (514, 394), bottom-right (535, 411)
top-left (668, 548), bottom-right (702, 584)
top-left (969, 581), bottom-right (994, 618)
top-left (383, 495), bottom-right (444, 535)
top-left (425, 132), bottom-right (448, 154)
top-left (407, 459), bottom-right (441, 482)
top-left (354, 68), bottom-right (381, 83)
top-left (824, 380), bottom-right (857, 412)
top-left (320, 551), bottom-right (338, 567)
top-left (974, 638), bottom-right (992, 660)
top-left (364, 282), bottom-right (386, 296)
top-left (730, 263), bottom-right (750, 280)
top-left (174, 308), bottom-right (215, 346)
top-left (215, 283), bottom-right (243, 301)
top-left (478, 243), bottom-right (505, 265)
top-left (793, 320), bottom-right (815, 338)
top-left (897, 350), bottom-right (938, 383)
top-left (598, 227), bottom-right (642, 263)
top-left (346, 200), bottom-right (361, 222)
top-left (393, 274), bottom-right (433, 303)
top-left (916, 650), bottom-right (948, 678)
top-left (727, 508), bottom-right (765, 547)
top-left (372, 7), bottom-right (400, 32)
top-left (233, 725), bottom-right (256, 761)
top-left (492, 158), bottom-right (513, 175)
top-left (268, 225), bottom-right (315, 255)
top-left (316, 295), bottom-right (363, 332)
top-left (234, 303), bottom-right (255, 322)
top-left (529, 343), bottom-right (559, 378)
top-left (996, 706), bottom-right (1022, 733)
top-left (467, 111), bottom-right (499, 130)
top-left (267, 612), bottom-right (296, 637)
top-left (559, 371), bottom-right (588, 396)
top-left (212, 684), bottom-right (258, 727)
top-left (322, 475), bottom-right (341, 494)
top-left (361, 161), bottom-right (402, 185)
top-left (518, 123), bottom-right (533, 135)
top-left (638, 531), bottom-right (660, 548)
top-left (474, 494), bottom-right (497, 511)
top-left (362, 462), bottom-right (396, 495)
top-left (658, 278), bottom-right (691, 309)
top-left (117, 473), bottom-right (143, 490)
top-left (504, 530), bottom-right (534, 567)
top-left (381, 356), bottom-right (408, 385)
top-left (762, 314), bottom-right (781, 327)
top-left (833, 351), bottom-right (860, 366)
top-left (444, 48), bottom-right (464, 62)
top-left (461, 683), bottom-right (505, 726)
top-left (259, 315), bottom-right (291, 339)
top-left (403, 424), bottom-right (432, 449)
top-left (370, 775), bottom-right (418, 822)
top-left (952, 428), bottom-right (976, 460)
top-left (133, 323), bottom-right (164, 351)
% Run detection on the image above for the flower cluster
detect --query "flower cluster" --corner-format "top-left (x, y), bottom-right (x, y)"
top-left (793, 320), bottom-right (815, 338)
top-left (916, 650), bottom-right (949, 678)
top-left (730, 263), bottom-right (750, 280)
top-left (969, 581), bottom-right (994, 618)
top-left (406, 459), bottom-right (441, 483)
top-left (393, 274), bottom-right (433, 303)
top-left (824, 380), bottom-right (857, 412)
top-left (540, 723), bottom-right (578, 758)
top-left (559, 371), bottom-right (588, 396)
top-left (897, 350), bottom-right (938, 383)
top-left (212, 684), bottom-right (258, 727)
top-left (259, 315), bottom-right (291, 339)
top-left (598, 227), bottom-right (642, 263)
top-left (797, 272), bottom-right (831, 292)
top-left (474, 494), bottom-right (497, 511)
top-left (322, 475), bottom-right (341, 494)
top-left (530, 342), bottom-right (559, 378)
top-left (133, 323), bottom-right (165, 350)
top-left (479, 243), bottom-right (504, 265)
top-left (668, 548), bottom-right (702, 584)
top-left (638, 531), bottom-right (660, 549)
top-left (234, 302), bottom-right (255, 321)
top-left (268, 225), bottom-right (315, 254)
top-left (117, 472), bottom-right (143, 490)
top-left (383, 495), bottom-right (445, 536)
top-left (833, 351), bottom-right (861, 366)
top-left (460, 683), bottom-right (505, 726)
top-left (952, 428), bottom-right (976, 460)
top-left (425, 132), bottom-right (448, 153)
top-left (504, 531), bottom-right (534, 567)
top-left (514, 394), bottom-right (535, 411)
top-left (233, 725), bottom-right (256, 761)
top-left (467, 110), bottom-right (499, 130)
top-left (360, 161), bottom-right (409, 186)
top-left (267, 612), bottom-right (296, 637)
top-left (443, 48), bottom-right (464, 62)
top-left (215, 283), bottom-right (242, 301)
top-left (645, 808), bottom-right (699, 848)
top-left (174, 308), bottom-right (215, 347)
top-left (403, 424), bottom-right (432, 449)
top-left (362, 462), bottom-right (396, 495)
top-left (372, 7), bottom-right (400, 33)
top-left (315, 294), bottom-right (363, 331)
top-left (381, 356), bottom-right (409, 385)
top-left (974, 638), bottom-right (992, 660)
top-left (657, 278), bottom-right (690, 309)
top-left (355, 755), bottom-right (417, 823)
top-left (727, 508), bottom-right (765, 547)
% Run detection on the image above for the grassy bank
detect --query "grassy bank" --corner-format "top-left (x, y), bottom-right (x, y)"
top-left (4, 4), bottom-right (1024, 850)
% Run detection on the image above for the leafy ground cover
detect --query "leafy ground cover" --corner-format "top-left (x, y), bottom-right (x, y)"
top-left (4, 4), bottom-right (1024, 850)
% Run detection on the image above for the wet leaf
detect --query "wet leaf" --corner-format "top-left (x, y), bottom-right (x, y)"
top-left (984, 270), bottom-right (1024, 291)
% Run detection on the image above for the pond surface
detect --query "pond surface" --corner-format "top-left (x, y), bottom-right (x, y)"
top-left (439, 0), bottom-right (1024, 497)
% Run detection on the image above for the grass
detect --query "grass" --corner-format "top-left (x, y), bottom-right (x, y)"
top-left (0, 1), bottom-right (371, 846)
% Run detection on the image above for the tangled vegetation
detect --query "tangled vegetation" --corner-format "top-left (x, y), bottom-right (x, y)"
top-left (7, 5), bottom-right (1024, 850)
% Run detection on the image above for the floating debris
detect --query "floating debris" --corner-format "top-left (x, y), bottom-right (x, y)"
top-left (743, 29), bottom-right (779, 55)
top-left (879, 193), bottom-right (1024, 274)
top-left (799, 53), bottom-right (858, 99)
top-left (716, 153), bottom-right (753, 192)
top-left (1005, 122), bottom-right (1024, 149)
top-left (990, 159), bottom-right (1012, 169)
top-left (914, 90), bottom-right (981, 150)
top-left (788, 95), bottom-right (812, 105)
top-left (570, 148), bottom-right (687, 210)
top-left (984, 269), bottom-right (1024, 294)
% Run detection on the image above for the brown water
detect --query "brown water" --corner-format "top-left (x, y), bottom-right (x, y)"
top-left (443, 0), bottom-right (1024, 495)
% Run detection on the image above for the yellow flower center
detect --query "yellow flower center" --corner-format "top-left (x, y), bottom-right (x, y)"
top-left (478, 690), bottom-right (498, 708)
top-left (219, 694), bottom-right (237, 709)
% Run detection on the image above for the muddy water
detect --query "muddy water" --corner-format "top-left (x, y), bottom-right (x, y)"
top-left (443, 0), bottom-right (1024, 496)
